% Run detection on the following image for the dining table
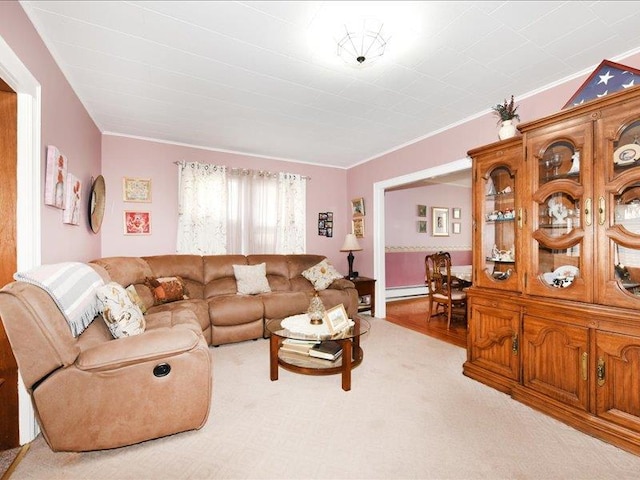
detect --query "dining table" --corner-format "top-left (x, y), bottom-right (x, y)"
top-left (449, 264), bottom-right (472, 286)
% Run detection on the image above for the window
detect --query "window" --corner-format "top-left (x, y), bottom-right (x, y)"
top-left (177, 162), bottom-right (306, 255)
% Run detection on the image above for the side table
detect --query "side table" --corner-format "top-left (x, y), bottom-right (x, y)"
top-left (348, 276), bottom-right (376, 317)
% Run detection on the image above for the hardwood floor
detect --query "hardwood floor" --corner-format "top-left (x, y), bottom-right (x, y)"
top-left (384, 296), bottom-right (467, 348)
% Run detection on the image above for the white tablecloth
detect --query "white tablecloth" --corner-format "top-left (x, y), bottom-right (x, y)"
top-left (281, 313), bottom-right (354, 338)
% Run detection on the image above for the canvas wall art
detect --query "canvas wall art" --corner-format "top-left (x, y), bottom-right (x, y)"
top-left (44, 145), bottom-right (68, 209)
top-left (62, 174), bottom-right (81, 225)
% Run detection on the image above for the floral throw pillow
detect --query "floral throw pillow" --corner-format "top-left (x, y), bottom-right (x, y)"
top-left (302, 259), bottom-right (343, 291)
top-left (233, 263), bottom-right (271, 295)
top-left (96, 282), bottom-right (146, 339)
top-left (125, 284), bottom-right (147, 314)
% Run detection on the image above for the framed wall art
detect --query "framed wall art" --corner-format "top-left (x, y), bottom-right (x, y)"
top-left (352, 217), bottom-right (364, 238)
top-left (123, 177), bottom-right (152, 203)
top-left (124, 211), bottom-right (151, 235)
top-left (417, 204), bottom-right (427, 217)
top-left (318, 212), bottom-right (333, 237)
top-left (432, 207), bottom-right (449, 236)
top-left (452, 208), bottom-right (461, 219)
top-left (452, 222), bottom-right (461, 234)
top-left (351, 197), bottom-right (365, 217)
top-left (417, 220), bottom-right (427, 233)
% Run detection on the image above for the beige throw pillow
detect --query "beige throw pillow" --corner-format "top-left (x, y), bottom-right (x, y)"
top-left (302, 259), bottom-right (343, 291)
top-left (96, 282), bottom-right (146, 339)
top-left (233, 263), bottom-right (271, 295)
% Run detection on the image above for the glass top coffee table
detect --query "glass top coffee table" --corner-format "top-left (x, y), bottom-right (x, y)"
top-left (266, 314), bottom-right (370, 391)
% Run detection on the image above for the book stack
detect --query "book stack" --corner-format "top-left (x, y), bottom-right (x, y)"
top-left (279, 338), bottom-right (318, 356)
top-left (308, 341), bottom-right (343, 361)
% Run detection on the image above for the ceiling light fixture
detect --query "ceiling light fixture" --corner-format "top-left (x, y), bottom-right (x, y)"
top-left (336, 17), bottom-right (388, 67)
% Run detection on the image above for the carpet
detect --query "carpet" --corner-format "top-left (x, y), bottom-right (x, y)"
top-left (9, 317), bottom-right (640, 479)
top-left (0, 447), bottom-right (20, 479)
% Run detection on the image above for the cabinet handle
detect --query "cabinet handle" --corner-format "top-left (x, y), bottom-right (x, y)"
top-left (581, 352), bottom-right (588, 381)
top-left (597, 357), bottom-right (606, 387)
top-left (517, 208), bottom-right (523, 229)
top-left (598, 196), bottom-right (606, 226)
top-left (512, 333), bottom-right (518, 355)
top-left (584, 198), bottom-right (592, 227)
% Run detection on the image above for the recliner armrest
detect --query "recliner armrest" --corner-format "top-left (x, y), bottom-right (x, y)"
top-left (76, 327), bottom-right (202, 371)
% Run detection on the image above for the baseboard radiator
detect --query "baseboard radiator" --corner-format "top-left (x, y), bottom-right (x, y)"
top-left (386, 285), bottom-right (427, 301)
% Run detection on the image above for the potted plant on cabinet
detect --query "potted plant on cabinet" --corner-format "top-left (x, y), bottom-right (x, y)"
top-left (492, 95), bottom-right (520, 140)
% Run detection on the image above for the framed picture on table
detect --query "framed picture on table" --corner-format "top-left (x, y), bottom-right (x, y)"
top-left (324, 304), bottom-right (350, 334)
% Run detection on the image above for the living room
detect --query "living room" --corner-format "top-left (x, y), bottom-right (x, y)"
top-left (4, 1), bottom-right (640, 478)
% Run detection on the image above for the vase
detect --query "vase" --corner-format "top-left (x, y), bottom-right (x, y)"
top-left (498, 119), bottom-right (517, 140)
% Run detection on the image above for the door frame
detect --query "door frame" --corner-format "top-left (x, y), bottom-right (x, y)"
top-left (372, 157), bottom-right (471, 319)
top-left (0, 35), bottom-right (42, 444)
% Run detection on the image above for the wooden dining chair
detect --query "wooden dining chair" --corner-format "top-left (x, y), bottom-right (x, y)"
top-left (425, 251), bottom-right (467, 328)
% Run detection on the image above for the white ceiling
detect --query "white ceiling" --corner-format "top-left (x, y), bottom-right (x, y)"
top-left (19, 0), bottom-right (640, 168)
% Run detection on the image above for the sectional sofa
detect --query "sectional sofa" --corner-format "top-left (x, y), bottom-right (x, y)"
top-left (90, 254), bottom-right (359, 346)
top-left (0, 254), bottom-right (357, 451)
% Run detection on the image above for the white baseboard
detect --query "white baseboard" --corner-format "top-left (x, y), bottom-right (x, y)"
top-left (386, 285), bottom-right (427, 300)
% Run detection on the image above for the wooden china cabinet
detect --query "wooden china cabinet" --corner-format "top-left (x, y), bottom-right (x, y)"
top-left (464, 86), bottom-right (640, 455)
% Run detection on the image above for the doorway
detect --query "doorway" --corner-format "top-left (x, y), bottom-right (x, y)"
top-left (372, 157), bottom-right (472, 319)
top-left (0, 34), bottom-right (42, 445)
top-left (0, 78), bottom-right (18, 449)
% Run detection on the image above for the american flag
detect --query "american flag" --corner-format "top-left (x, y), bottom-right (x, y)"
top-left (563, 59), bottom-right (640, 109)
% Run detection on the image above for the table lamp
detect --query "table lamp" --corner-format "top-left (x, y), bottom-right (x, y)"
top-left (340, 233), bottom-right (362, 280)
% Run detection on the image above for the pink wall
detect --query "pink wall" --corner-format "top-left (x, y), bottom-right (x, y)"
top-left (101, 135), bottom-right (352, 272)
top-left (386, 250), bottom-right (472, 288)
top-left (385, 183), bottom-right (472, 247)
top-left (385, 183), bottom-right (472, 286)
top-left (0, 3), bottom-right (102, 264)
top-left (347, 52), bottom-right (640, 278)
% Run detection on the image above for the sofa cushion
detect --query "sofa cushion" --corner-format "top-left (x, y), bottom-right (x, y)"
top-left (146, 276), bottom-right (189, 305)
top-left (146, 299), bottom-right (210, 333)
top-left (208, 294), bottom-right (264, 326)
top-left (247, 255), bottom-right (291, 292)
top-left (261, 291), bottom-right (311, 320)
top-left (233, 263), bottom-right (271, 295)
top-left (96, 282), bottom-right (145, 338)
top-left (301, 259), bottom-right (343, 291)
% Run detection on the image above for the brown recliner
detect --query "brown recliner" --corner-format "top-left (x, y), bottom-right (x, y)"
top-left (0, 281), bottom-right (212, 452)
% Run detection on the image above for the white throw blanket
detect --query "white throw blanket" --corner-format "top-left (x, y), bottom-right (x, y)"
top-left (14, 262), bottom-right (105, 337)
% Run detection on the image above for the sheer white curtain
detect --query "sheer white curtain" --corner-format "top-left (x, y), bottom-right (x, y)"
top-left (276, 172), bottom-right (306, 254)
top-left (177, 162), bottom-right (227, 254)
top-left (227, 171), bottom-right (277, 254)
top-left (177, 164), bottom-right (306, 255)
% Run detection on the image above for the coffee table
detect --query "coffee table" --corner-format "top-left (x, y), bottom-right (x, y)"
top-left (266, 314), bottom-right (370, 391)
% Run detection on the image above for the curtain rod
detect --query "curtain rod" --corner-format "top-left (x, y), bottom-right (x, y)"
top-left (173, 161), bottom-right (310, 180)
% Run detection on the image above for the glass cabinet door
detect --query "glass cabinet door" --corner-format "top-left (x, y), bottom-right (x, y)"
top-left (525, 123), bottom-right (594, 302)
top-left (596, 109), bottom-right (640, 309)
top-left (472, 138), bottom-right (522, 291)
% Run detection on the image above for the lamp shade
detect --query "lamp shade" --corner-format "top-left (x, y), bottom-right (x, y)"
top-left (340, 233), bottom-right (362, 252)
